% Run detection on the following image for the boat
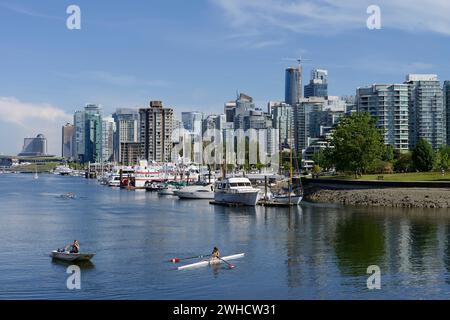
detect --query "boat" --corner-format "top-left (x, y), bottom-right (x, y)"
top-left (177, 253), bottom-right (245, 270)
top-left (272, 193), bottom-right (303, 205)
top-left (214, 177), bottom-right (261, 206)
top-left (58, 192), bottom-right (76, 200)
top-left (53, 165), bottom-right (73, 176)
top-left (145, 182), bottom-right (164, 192)
top-left (50, 250), bottom-right (96, 262)
top-left (158, 185), bottom-right (178, 196)
top-left (33, 164), bottom-right (39, 180)
top-left (175, 184), bottom-right (214, 199)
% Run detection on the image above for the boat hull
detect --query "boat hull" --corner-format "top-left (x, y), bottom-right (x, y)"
top-left (176, 191), bottom-right (214, 199)
top-left (214, 191), bottom-right (260, 206)
top-left (272, 195), bottom-right (303, 205)
top-left (177, 253), bottom-right (245, 270)
top-left (51, 251), bottom-right (96, 262)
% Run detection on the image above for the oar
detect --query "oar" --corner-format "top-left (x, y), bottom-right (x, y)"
top-left (170, 254), bottom-right (211, 263)
top-left (218, 257), bottom-right (236, 269)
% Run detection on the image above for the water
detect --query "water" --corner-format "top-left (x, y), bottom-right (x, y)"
top-left (1, 173), bottom-right (450, 299)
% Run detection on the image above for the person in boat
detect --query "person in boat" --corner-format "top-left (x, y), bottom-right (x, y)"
top-left (67, 240), bottom-right (79, 254)
top-left (211, 247), bottom-right (220, 261)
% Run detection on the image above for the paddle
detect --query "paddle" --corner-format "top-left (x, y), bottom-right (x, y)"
top-left (170, 254), bottom-right (211, 263)
top-left (218, 257), bottom-right (236, 269)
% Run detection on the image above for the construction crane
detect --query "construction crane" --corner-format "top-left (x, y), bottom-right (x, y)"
top-left (281, 56), bottom-right (312, 69)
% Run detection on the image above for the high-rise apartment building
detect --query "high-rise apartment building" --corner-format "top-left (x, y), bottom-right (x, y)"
top-left (293, 97), bottom-right (345, 153)
top-left (84, 104), bottom-right (103, 163)
top-left (61, 123), bottom-right (75, 159)
top-left (73, 111), bottom-right (85, 162)
top-left (285, 67), bottom-right (302, 106)
top-left (101, 117), bottom-right (115, 163)
top-left (405, 74), bottom-right (445, 149)
top-left (224, 102), bottom-right (237, 123)
top-left (270, 102), bottom-right (293, 148)
top-left (356, 84), bottom-right (409, 151)
top-left (112, 108), bottom-right (140, 164)
top-left (444, 81), bottom-right (450, 145)
top-left (304, 69), bottom-right (328, 98)
top-left (181, 111), bottom-right (203, 135)
top-left (139, 101), bottom-right (174, 162)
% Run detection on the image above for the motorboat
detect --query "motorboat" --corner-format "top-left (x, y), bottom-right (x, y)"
top-left (50, 250), bottom-right (95, 262)
top-left (272, 193), bottom-right (303, 205)
top-left (214, 177), bottom-right (261, 206)
top-left (175, 184), bottom-right (214, 199)
top-left (157, 185), bottom-right (179, 196)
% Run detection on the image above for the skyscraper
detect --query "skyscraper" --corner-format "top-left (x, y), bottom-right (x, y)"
top-left (270, 102), bottom-right (293, 148)
top-left (73, 111), bottom-right (85, 162)
top-left (224, 101), bottom-right (237, 123)
top-left (181, 111), bottom-right (203, 135)
top-left (304, 69), bottom-right (328, 98)
top-left (293, 97), bottom-right (345, 153)
top-left (405, 74), bottom-right (445, 149)
top-left (293, 98), bottom-right (324, 153)
top-left (84, 104), bottom-right (103, 163)
top-left (62, 123), bottom-right (75, 159)
top-left (112, 108), bottom-right (140, 164)
top-left (101, 117), bottom-right (115, 163)
top-left (234, 93), bottom-right (256, 130)
top-left (357, 84), bottom-right (409, 151)
top-left (444, 81), bottom-right (450, 145)
top-left (139, 101), bottom-right (174, 162)
top-left (285, 66), bottom-right (302, 106)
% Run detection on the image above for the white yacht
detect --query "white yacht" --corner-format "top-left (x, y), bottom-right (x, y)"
top-left (53, 165), bottom-right (73, 176)
top-left (214, 177), bottom-right (261, 206)
top-left (175, 184), bottom-right (214, 200)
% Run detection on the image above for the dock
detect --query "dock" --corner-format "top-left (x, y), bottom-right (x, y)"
top-left (257, 200), bottom-right (297, 207)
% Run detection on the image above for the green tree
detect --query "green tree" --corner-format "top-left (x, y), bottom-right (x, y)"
top-left (394, 151), bottom-right (413, 172)
top-left (412, 139), bottom-right (434, 172)
top-left (329, 112), bottom-right (385, 178)
top-left (382, 144), bottom-right (394, 162)
top-left (436, 145), bottom-right (450, 170)
top-left (312, 165), bottom-right (322, 174)
top-left (313, 148), bottom-right (334, 171)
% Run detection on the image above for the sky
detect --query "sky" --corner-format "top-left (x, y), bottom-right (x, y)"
top-left (0, 0), bottom-right (450, 155)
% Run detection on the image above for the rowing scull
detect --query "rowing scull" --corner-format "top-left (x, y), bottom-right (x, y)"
top-left (177, 253), bottom-right (245, 270)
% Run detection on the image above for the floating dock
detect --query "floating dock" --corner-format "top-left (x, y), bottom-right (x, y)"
top-left (258, 200), bottom-right (297, 207)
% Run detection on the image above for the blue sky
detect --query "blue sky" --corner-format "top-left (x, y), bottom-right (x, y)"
top-left (1, 0), bottom-right (450, 155)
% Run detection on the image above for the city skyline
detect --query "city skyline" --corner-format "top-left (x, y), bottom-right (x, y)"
top-left (1, 1), bottom-right (450, 155)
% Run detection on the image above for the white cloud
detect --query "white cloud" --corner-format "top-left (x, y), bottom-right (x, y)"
top-left (0, 97), bottom-right (72, 155)
top-left (212, 0), bottom-right (450, 36)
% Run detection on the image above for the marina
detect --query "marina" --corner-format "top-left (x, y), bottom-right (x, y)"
top-left (1, 173), bottom-right (450, 299)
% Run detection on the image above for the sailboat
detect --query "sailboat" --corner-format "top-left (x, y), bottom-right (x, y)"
top-left (272, 123), bottom-right (302, 205)
top-left (34, 164), bottom-right (39, 180)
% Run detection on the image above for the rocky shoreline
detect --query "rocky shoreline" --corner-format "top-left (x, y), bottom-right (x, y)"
top-left (304, 187), bottom-right (450, 208)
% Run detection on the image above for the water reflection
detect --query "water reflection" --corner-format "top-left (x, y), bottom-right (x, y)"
top-left (334, 217), bottom-right (385, 276)
top-left (2, 174), bottom-right (450, 299)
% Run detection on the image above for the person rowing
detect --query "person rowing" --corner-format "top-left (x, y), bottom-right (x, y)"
top-left (210, 247), bottom-right (220, 263)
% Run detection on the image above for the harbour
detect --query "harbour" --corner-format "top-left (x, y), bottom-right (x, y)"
top-left (1, 173), bottom-right (450, 299)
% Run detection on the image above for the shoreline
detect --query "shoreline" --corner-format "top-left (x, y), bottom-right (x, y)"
top-left (304, 186), bottom-right (450, 208)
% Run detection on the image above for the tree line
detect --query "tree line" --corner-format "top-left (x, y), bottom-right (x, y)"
top-left (313, 112), bottom-right (450, 177)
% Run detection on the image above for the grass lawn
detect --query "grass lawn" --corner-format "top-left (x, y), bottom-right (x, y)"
top-left (12, 163), bottom-right (59, 173)
top-left (322, 172), bottom-right (450, 182)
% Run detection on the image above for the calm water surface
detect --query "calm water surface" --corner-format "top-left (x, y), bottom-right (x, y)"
top-left (1, 173), bottom-right (450, 299)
